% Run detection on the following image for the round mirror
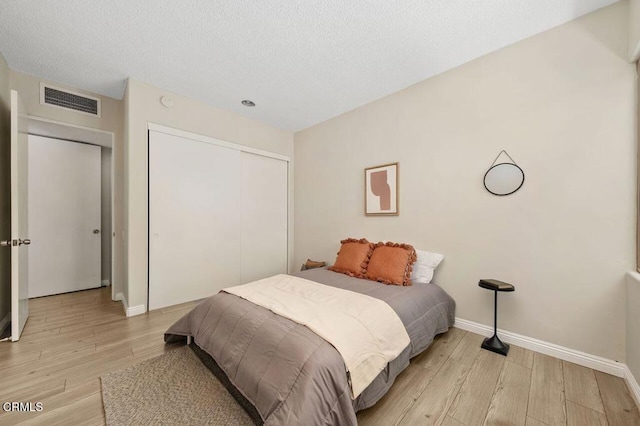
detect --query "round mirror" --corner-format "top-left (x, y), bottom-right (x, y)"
top-left (483, 163), bottom-right (524, 196)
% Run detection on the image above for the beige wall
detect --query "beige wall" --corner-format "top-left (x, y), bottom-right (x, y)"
top-left (124, 78), bottom-right (294, 310)
top-left (9, 71), bottom-right (125, 299)
top-left (0, 52), bottom-right (10, 327)
top-left (630, 0), bottom-right (640, 60)
top-left (294, 2), bottom-right (635, 361)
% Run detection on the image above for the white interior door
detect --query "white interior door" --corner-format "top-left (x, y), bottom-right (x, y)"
top-left (149, 131), bottom-right (242, 310)
top-left (9, 90), bottom-right (29, 341)
top-left (27, 135), bottom-right (101, 298)
top-left (240, 152), bottom-right (288, 283)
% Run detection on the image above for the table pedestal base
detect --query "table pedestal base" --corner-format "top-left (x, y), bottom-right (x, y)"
top-left (482, 334), bottom-right (510, 356)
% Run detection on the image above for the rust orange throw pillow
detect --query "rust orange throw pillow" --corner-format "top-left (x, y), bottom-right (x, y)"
top-left (328, 238), bottom-right (373, 278)
top-left (366, 242), bottom-right (417, 286)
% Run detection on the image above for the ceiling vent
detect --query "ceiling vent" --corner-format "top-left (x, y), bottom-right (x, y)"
top-left (40, 83), bottom-right (101, 117)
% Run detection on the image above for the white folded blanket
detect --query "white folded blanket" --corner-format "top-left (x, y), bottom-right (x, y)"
top-left (224, 274), bottom-right (410, 398)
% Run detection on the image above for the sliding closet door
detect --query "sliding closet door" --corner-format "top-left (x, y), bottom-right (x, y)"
top-left (240, 152), bottom-right (288, 283)
top-left (149, 131), bottom-right (241, 310)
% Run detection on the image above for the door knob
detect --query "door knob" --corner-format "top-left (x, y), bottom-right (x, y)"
top-left (2, 239), bottom-right (30, 246)
top-left (93, 229), bottom-right (100, 234)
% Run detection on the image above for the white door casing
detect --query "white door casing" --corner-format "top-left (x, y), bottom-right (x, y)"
top-left (27, 135), bottom-right (101, 298)
top-left (10, 90), bottom-right (29, 341)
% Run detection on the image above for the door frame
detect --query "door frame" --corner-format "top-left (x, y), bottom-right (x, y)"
top-left (25, 115), bottom-right (117, 300)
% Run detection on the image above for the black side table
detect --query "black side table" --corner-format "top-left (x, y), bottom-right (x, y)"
top-left (479, 279), bottom-right (515, 356)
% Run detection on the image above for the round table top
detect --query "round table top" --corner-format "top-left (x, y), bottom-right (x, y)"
top-left (479, 279), bottom-right (515, 292)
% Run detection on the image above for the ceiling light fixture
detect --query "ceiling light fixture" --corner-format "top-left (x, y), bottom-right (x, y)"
top-left (241, 100), bottom-right (256, 107)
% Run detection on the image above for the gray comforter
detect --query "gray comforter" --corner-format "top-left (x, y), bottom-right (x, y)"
top-left (165, 268), bottom-right (455, 426)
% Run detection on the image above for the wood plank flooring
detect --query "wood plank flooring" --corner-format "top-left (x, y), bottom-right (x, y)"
top-left (0, 287), bottom-right (637, 425)
top-left (358, 335), bottom-right (640, 426)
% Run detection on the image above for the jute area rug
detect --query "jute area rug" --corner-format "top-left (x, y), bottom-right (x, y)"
top-left (101, 346), bottom-right (253, 425)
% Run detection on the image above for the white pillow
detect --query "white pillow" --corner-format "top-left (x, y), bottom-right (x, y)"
top-left (411, 250), bottom-right (444, 284)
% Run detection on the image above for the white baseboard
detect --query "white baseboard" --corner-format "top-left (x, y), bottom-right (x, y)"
top-left (0, 311), bottom-right (10, 336)
top-left (101, 280), bottom-right (111, 286)
top-left (126, 304), bottom-right (146, 317)
top-left (623, 364), bottom-right (640, 407)
top-left (114, 292), bottom-right (146, 317)
top-left (454, 317), bottom-right (625, 378)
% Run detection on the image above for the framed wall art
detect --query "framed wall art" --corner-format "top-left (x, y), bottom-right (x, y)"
top-left (364, 162), bottom-right (398, 216)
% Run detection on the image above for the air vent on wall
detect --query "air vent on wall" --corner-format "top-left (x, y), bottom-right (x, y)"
top-left (40, 83), bottom-right (101, 117)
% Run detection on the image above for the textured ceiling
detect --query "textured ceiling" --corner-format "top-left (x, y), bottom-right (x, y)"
top-left (0, 0), bottom-right (619, 131)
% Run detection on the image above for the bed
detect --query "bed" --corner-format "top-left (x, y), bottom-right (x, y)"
top-left (165, 267), bottom-right (455, 425)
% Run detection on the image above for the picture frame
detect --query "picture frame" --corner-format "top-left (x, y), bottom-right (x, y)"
top-left (364, 162), bottom-right (399, 216)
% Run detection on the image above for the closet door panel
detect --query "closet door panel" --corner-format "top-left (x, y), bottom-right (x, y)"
top-left (241, 152), bottom-right (288, 283)
top-left (149, 131), bottom-right (241, 310)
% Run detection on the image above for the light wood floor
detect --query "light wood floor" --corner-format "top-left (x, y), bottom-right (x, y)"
top-left (0, 287), bottom-right (638, 425)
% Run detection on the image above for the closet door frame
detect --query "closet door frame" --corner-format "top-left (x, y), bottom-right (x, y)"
top-left (147, 123), bottom-right (292, 309)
